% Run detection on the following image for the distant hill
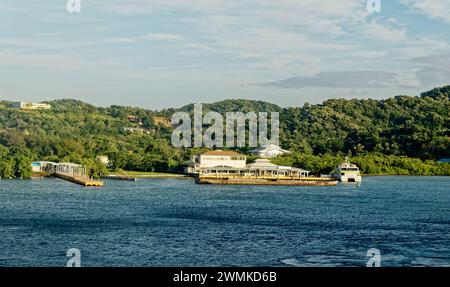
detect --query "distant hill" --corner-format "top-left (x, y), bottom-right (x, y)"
top-left (421, 86), bottom-right (450, 100)
top-left (279, 86), bottom-right (449, 160)
top-left (178, 99), bottom-right (282, 113)
top-left (0, 86), bottom-right (449, 177)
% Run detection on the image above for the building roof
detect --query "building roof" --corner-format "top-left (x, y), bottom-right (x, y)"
top-left (250, 143), bottom-right (290, 153)
top-left (246, 159), bottom-right (279, 169)
top-left (58, 162), bottom-right (83, 167)
top-left (289, 167), bottom-right (310, 172)
top-left (32, 161), bottom-right (55, 165)
top-left (201, 150), bottom-right (244, 157)
top-left (246, 159), bottom-right (310, 172)
top-left (200, 166), bottom-right (243, 171)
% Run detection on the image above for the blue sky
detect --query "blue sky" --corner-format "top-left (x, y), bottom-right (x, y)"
top-left (0, 0), bottom-right (449, 109)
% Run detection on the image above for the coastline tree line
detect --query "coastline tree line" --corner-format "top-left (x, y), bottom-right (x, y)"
top-left (0, 86), bottom-right (449, 178)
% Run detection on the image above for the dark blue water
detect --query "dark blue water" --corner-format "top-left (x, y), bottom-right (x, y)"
top-left (0, 176), bottom-right (449, 267)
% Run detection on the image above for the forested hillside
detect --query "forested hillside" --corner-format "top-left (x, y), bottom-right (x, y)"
top-left (0, 86), bottom-right (449, 177)
top-left (280, 88), bottom-right (449, 159)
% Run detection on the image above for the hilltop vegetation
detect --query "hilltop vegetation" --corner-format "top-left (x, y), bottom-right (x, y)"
top-left (0, 86), bottom-right (449, 178)
top-left (280, 91), bottom-right (449, 159)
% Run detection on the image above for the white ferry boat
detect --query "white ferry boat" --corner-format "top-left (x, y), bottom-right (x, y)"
top-left (332, 157), bottom-right (362, 183)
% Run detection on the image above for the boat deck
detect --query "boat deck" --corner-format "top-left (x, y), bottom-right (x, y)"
top-left (197, 175), bottom-right (338, 186)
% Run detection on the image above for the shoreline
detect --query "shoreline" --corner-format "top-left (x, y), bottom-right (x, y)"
top-left (109, 171), bottom-right (191, 179)
top-left (3, 174), bottom-right (449, 181)
top-left (362, 174), bottom-right (450, 177)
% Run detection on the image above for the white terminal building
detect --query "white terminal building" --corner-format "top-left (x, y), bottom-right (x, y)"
top-left (185, 150), bottom-right (309, 177)
top-left (185, 150), bottom-right (246, 174)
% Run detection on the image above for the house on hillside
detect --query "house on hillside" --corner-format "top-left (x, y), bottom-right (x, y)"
top-left (123, 127), bottom-right (150, 134)
top-left (12, 102), bottom-right (51, 110)
top-left (97, 155), bottom-right (110, 166)
top-left (249, 144), bottom-right (291, 158)
top-left (127, 115), bottom-right (143, 125)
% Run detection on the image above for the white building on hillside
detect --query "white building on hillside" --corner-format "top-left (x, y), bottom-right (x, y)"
top-left (249, 144), bottom-right (291, 158)
top-left (96, 155), bottom-right (110, 166)
top-left (12, 102), bottom-right (51, 110)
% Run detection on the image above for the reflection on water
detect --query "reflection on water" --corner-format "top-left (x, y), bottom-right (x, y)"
top-left (0, 176), bottom-right (449, 267)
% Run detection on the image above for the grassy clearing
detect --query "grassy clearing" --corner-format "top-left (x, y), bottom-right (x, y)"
top-left (112, 169), bottom-right (189, 178)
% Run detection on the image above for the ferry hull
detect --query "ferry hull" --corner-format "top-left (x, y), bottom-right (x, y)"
top-left (333, 174), bottom-right (362, 183)
top-left (332, 158), bottom-right (362, 183)
top-left (196, 177), bottom-right (338, 186)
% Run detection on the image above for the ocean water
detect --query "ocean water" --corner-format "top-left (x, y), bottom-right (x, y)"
top-left (0, 176), bottom-right (449, 267)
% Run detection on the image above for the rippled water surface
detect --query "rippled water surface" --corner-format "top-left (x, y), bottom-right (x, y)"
top-left (0, 176), bottom-right (449, 266)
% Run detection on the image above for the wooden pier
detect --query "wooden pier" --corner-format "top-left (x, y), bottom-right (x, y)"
top-left (196, 175), bottom-right (338, 186)
top-left (55, 173), bottom-right (104, 187)
top-left (102, 175), bottom-right (137, 182)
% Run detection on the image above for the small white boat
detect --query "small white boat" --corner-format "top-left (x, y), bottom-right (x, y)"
top-left (332, 157), bottom-right (362, 183)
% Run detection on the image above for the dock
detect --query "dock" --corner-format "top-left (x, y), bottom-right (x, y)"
top-left (196, 175), bottom-right (338, 186)
top-left (55, 173), bottom-right (104, 187)
top-left (102, 175), bottom-right (137, 182)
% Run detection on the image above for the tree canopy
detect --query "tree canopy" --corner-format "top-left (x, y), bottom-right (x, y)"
top-left (0, 86), bottom-right (449, 177)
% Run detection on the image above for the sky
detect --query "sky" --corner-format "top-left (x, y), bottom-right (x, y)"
top-left (0, 0), bottom-right (449, 109)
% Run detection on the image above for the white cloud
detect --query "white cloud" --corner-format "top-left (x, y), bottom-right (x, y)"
top-left (0, 50), bottom-right (95, 70)
top-left (0, 5), bottom-right (19, 11)
top-left (96, 0), bottom-right (369, 36)
top-left (263, 71), bottom-right (399, 89)
top-left (181, 43), bottom-right (211, 50)
top-left (412, 54), bottom-right (450, 87)
top-left (401, 0), bottom-right (450, 23)
top-left (141, 33), bottom-right (183, 41)
top-left (363, 20), bottom-right (408, 42)
top-left (4, 0), bottom-right (372, 75)
top-left (2, 0), bottom-right (449, 107)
